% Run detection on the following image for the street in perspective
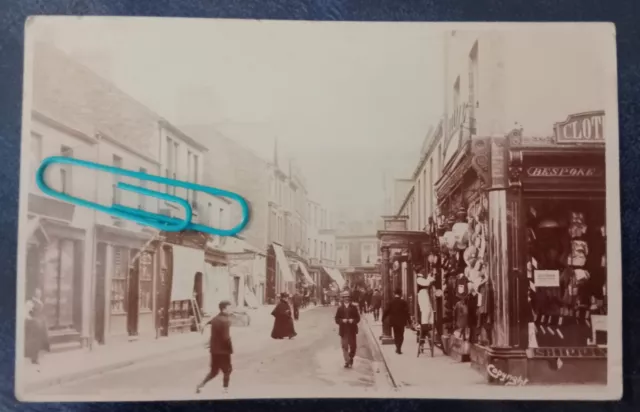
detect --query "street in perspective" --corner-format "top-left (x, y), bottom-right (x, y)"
top-left (16, 18), bottom-right (619, 401)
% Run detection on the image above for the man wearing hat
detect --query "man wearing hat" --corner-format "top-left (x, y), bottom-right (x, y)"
top-left (334, 290), bottom-right (361, 368)
top-left (383, 288), bottom-right (411, 354)
top-left (196, 300), bottom-right (234, 394)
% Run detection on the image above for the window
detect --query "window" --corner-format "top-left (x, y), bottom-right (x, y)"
top-left (111, 246), bottom-right (129, 314)
top-left (60, 146), bottom-right (73, 194)
top-left (138, 251), bottom-right (153, 312)
top-left (307, 238), bottom-right (310, 255)
top-left (193, 154), bottom-right (199, 206)
top-left (208, 202), bottom-right (213, 226)
top-left (138, 168), bottom-right (147, 210)
top-left (453, 76), bottom-right (461, 110)
top-left (42, 239), bottom-right (76, 328)
top-left (30, 133), bottom-right (43, 185)
top-left (416, 177), bottom-right (421, 229)
top-left (314, 240), bottom-right (318, 258)
top-left (437, 144), bottom-right (442, 179)
top-left (165, 137), bottom-right (178, 194)
top-left (429, 159), bottom-right (434, 220)
top-left (219, 207), bottom-right (224, 229)
top-left (112, 155), bottom-right (122, 204)
top-left (422, 169), bottom-right (427, 229)
top-left (469, 41), bottom-right (479, 134)
top-left (187, 151), bottom-right (192, 201)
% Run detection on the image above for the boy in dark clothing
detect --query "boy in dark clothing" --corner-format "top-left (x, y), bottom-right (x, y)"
top-left (196, 300), bottom-right (233, 394)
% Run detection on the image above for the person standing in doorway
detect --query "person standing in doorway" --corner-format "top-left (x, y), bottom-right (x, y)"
top-left (371, 289), bottom-right (382, 322)
top-left (334, 291), bottom-right (360, 368)
top-left (196, 300), bottom-right (233, 394)
top-left (383, 288), bottom-right (411, 354)
top-left (24, 288), bottom-right (49, 365)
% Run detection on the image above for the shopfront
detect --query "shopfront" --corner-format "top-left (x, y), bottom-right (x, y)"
top-left (377, 216), bottom-right (437, 345)
top-left (464, 111), bottom-right (607, 384)
top-left (156, 231), bottom-right (210, 336)
top-left (266, 243), bottom-right (296, 303)
top-left (25, 217), bottom-right (86, 347)
top-left (433, 141), bottom-right (489, 362)
top-left (94, 225), bottom-right (158, 343)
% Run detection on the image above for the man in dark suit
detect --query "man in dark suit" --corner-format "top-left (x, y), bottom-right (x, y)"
top-left (334, 291), bottom-right (361, 368)
top-left (383, 288), bottom-right (411, 354)
top-left (196, 300), bottom-right (233, 394)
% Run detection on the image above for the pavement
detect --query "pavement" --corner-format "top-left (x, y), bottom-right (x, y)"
top-left (363, 313), bottom-right (613, 400)
top-left (17, 303), bottom-right (319, 398)
top-left (20, 306), bottom-right (393, 401)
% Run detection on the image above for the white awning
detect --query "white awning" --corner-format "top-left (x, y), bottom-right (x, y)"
top-left (273, 244), bottom-right (295, 282)
top-left (172, 245), bottom-right (205, 301)
top-left (244, 286), bottom-right (259, 309)
top-left (323, 266), bottom-right (345, 289)
top-left (298, 262), bottom-right (315, 285)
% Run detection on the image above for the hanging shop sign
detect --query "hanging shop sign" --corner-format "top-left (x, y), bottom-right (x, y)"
top-left (554, 111), bottom-right (605, 144)
top-left (525, 166), bottom-right (604, 178)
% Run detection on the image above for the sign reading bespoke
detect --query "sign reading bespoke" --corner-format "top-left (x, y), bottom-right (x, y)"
top-left (554, 111), bottom-right (605, 144)
top-left (526, 167), bottom-right (604, 178)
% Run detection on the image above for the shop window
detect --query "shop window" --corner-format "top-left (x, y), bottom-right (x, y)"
top-left (526, 198), bottom-right (606, 348)
top-left (111, 246), bottom-right (129, 314)
top-left (138, 251), bottom-right (153, 312)
top-left (42, 238), bottom-right (77, 329)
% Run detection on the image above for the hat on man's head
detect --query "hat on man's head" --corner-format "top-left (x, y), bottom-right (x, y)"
top-left (394, 288), bottom-right (403, 296)
top-left (340, 291), bottom-right (351, 298)
top-left (280, 292), bottom-right (289, 298)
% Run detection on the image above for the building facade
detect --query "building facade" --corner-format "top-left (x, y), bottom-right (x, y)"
top-left (335, 219), bottom-right (382, 289)
top-left (25, 43), bottom-right (235, 352)
top-left (306, 200), bottom-right (337, 299)
top-left (392, 28), bottom-right (610, 384)
top-left (265, 143), bottom-right (313, 302)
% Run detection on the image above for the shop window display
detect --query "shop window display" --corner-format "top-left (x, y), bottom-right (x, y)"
top-left (439, 196), bottom-right (492, 346)
top-left (525, 198), bottom-right (606, 348)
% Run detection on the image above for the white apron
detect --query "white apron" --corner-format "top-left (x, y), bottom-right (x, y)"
top-left (417, 276), bottom-right (434, 325)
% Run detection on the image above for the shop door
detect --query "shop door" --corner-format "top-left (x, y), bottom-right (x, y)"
top-left (94, 243), bottom-right (107, 344)
top-left (127, 249), bottom-right (140, 336)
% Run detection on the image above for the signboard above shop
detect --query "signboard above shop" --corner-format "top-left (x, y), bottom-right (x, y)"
top-left (554, 111), bottom-right (605, 144)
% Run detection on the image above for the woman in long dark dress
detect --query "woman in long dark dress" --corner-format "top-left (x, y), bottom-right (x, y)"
top-left (271, 293), bottom-right (297, 339)
top-left (25, 288), bottom-right (50, 364)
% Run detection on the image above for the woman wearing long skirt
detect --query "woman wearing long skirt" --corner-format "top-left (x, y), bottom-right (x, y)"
top-left (271, 293), bottom-right (297, 339)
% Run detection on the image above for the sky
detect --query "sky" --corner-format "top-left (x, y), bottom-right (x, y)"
top-left (31, 17), bottom-right (445, 219)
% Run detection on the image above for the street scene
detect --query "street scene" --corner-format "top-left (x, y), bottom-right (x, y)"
top-left (31, 307), bottom-right (388, 400)
top-left (16, 18), bottom-right (619, 401)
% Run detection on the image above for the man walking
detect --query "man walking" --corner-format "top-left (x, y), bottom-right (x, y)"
top-left (292, 291), bottom-right (302, 320)
top-left (196, 300), bottom-right (233, 394)
top-left (371, 289), bottom-right (382, 321)
top-left (383, 288), bottom-right (411, 354)
top-left (334, 291), bottom-right (360, 368)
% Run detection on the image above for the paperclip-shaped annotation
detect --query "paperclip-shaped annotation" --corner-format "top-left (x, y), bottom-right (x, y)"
top-left (36, 156), bottom-right (250, 237)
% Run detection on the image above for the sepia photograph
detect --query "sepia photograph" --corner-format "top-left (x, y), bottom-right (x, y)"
top-left (15, 17), bottom-right (621, 401)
